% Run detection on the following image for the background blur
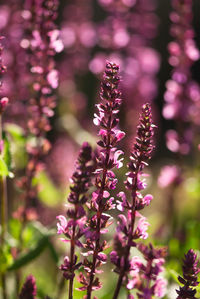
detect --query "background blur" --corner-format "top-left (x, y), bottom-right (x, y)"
top-left (1, 0), bottom-right (200, 298)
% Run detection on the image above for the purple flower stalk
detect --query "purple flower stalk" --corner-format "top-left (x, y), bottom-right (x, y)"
top-left (135, 243), bottom-right (167, 298)
top-left (111, 103), bottom-right (155, 299)
top-left (19, 275), bottom-right (37, 299)
top-left (176, 249), bottom-right (200, 299)
top-left (56, 142), bottom-right (94, 299)
top-left (163, 0), bottom-right (200, 155)
top-left (78, 62), bottom-right (125, 299)
top-left (17, 0), bottom-right (63, 220)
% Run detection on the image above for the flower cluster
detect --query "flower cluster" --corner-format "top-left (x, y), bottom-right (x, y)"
top-left (176, 249), bottom-right (200, 299)
top-left (22, 0), bottom-right (63, 136)
top-left (134, 243), bottom-right (167, 298)
top-left (19, 275), bottom-right (37, 299)
top-left (56, 142), bottom-right (94, 299)
top-left (91, 0), bottom-right (160, 142)
top-left (16, 0), bottom-right (63, 220)
top-left (57, 0), bottom-right (160, 154)
top-left (111, 103), bottom-right (155, 298)
top-left (78, 62), bottom-right (125, 298)
top-left (0, 1), bottom-right (29, 125)
top-left (163, 0), bottom-right (200, 155)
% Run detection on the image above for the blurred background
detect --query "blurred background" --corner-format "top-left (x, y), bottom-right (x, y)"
top-left (1, 0), bottom-right (200, 298)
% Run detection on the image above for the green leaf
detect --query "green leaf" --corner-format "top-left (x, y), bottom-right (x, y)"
top-left (33, 171), bottom-right (64, 207)
top-left (4, 123), bottom-right (25, 141)
top-left (47, 239), bottom-right (59, 264)
top-left (8, 235), bottom-right (49, 271)
top-left (9, 218), bottom-right (22, 241)
top-left (0, 244), bottom-right (13, 273)
top-left (2, 133), bottom-right (12, 171)
top-left (0, 157), bottom-right (9, 176)
top-left (167, 269), bottom-right (180, 284)
top-left (4, 123), bottom-right (27, 169)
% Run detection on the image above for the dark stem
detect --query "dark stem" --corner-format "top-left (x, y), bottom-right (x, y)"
top-left (86, 170), bottom-right (107, 299)
top-left (112, 198), bottom-right (136, 299)
top-left (86, 129), bottom-right (111, 299)
top-left (68, 204), bottom-right (79, 299)
top-left (112, 161), bottom-right (141, 299)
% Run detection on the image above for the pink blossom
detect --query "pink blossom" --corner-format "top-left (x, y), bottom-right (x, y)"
top-left (93, 111), bottom-right (104, 126)
top-left (136, 217), bottom-right (149, 239)
top-left (158, 165), bottom-right (181, 188)
top-left (47, 69), bottom-right (59, 89)
top-left (116, 191), bottom-right (128, 211)
top-left (113, 150), bottom-right (124, 168)
top-left (56, 215), bottom-right (67, 234)
top-left (114, 129), bottom-right (125, 142)
top-left (154, 278), bottom-right (167, 298)
top-left (143, 194), bottom-right (153, 206)
top-left (49, 29), bottom-right (64, 53)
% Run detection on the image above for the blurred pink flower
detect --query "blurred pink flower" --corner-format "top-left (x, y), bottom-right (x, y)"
top-left (158, 165), bottom-right (181, 188)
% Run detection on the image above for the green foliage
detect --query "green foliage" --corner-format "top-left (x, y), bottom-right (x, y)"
top-left (4, 123), bottom-right (27, 169)
top-left (8, 235), bottom-right (49, 271)
top-left (32, 170), bottom-right (64, 207)
top-left (9, 218), bottom-right (22, 240)
top-left (0, 157), bottom-right (9, 176)
top-left (0, 244), bottom-right (13, 273)
top-left (7, 221), bottom-right (58, 271)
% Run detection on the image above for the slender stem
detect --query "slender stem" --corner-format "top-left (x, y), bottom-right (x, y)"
top-left (86, 172), bottom-right (106, 299)
top-left (86, 135), bottom-right (111, 299)
top-left (112, 200), bottom-right (136, 299)
top-left (69, 239), bottom-right (75, 299)
top-left (112, 164), bottom-right (140, 299)
top-left (0, 113), bottom-right (8, 299)
top-left (68, 204), bottom-right (79, 299)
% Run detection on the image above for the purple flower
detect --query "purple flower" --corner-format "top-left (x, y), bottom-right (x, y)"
top-left (16, 0), bottom-right (63, 222)
top-left (158, 165), bottom-right (181, 188)
top-left (19, 275), bottom-right (37, 299)
top-left (79, 62), bottom-right (125, 298)
top-left (56, 215), bottom-right (67, 235)
top-left (163, 0), bottom-right (200, 154)
top-left (176, 249), bottom-right (200, 299)
top-left (135, 243), bottom-right (167, 298)
top-left (135, 217), bottom-right (150, 240)
top-left (112, 104), bottom-right (156, 298)
top-left (57, 142), bottom-right (94, 299)
top-left (154, 278), bottom-right (167, 298)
